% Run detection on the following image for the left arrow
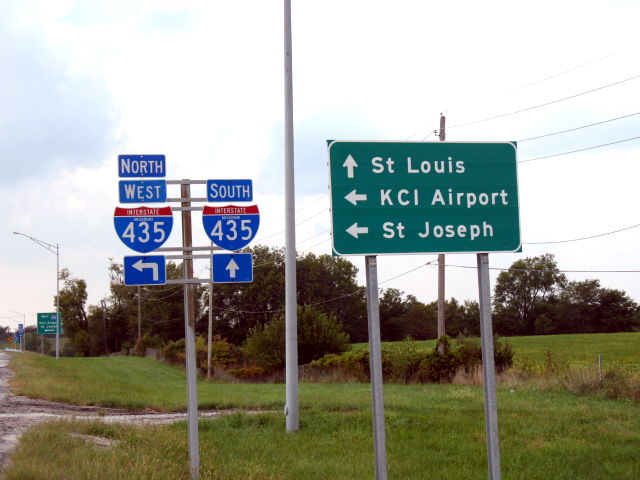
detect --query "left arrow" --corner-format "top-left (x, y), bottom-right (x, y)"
top-left (132, 259), bottom-right (159, 281)
top-left (346, 223), bottom-right (369, 239)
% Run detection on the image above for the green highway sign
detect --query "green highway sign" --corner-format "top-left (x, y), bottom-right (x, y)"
top-left (328, 141), bottom-right (520, 255)
top-left (37, 312), bottom-right (63, 335)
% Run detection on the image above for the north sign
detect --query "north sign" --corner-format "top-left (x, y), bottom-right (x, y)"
top-left (114, 206), bottom-right (173, 253)
top-left (124, 255), bottom-right (167, 286)
top-left (212, 253), bottom-right (253, 283)
top-left (202, 205), bottom-right (260, 251)
top-left (118, 154), bottom-right (166, 178)
top-left (328, 141), bottom-right (520, 255)
top-left (119, 180), bottom-right (167, 203)
top-left (207, 179), bottom-right (253, 202)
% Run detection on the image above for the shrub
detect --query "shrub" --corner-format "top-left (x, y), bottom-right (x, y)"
top-left (242, 306), bottom-right (350, 372)
top-left (162, 336), bottom-right (238, 374)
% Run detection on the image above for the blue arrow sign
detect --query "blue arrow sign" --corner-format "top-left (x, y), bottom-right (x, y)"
top-left (119, 180), bottom-right (167, 203)
top-left (202, 205), bottom-right (260, 251)
top-left (212, 253), bottom-right (253, 283)
top-left (118, 155), bottom-right (166, 178)
top-left (124, 255), bottom-right (166, 286)
top-left (206, 179), bottom-right (253, 202)
top-left (114, 206), bottom-right (173, 253)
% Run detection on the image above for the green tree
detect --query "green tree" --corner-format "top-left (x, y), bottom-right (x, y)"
top-left (493, 254), bottom-right (566, 335)
top-left (379, 288), bottom-right (410, 341)
top-left (242, 305), bottom-right (350, 371)
top-left (58, 268), bottom-right (90, 356)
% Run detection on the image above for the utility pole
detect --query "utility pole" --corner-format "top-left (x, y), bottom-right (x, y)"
top-left (437, 113), bottom-right (446, 350)
top-left (101, 299), bottom-right (108, 354)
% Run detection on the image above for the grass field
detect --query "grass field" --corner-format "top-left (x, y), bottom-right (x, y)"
top-left (4, 332), bottom-right (640, 479)
top-left (355, 331), bottom-right (640, 372)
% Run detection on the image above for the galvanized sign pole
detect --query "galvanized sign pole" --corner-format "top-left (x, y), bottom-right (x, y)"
top-left (284, 0), bottom-right (299, 432)
top-left (477, 253), bottom-right (501, 480)
top-left (181, 182), bottom-right (200, 480)
top-left (365, 255), bottom-right (388, 480)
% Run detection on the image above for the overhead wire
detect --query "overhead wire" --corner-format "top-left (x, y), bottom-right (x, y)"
top-left (519, 135), bottom-right (640, 163)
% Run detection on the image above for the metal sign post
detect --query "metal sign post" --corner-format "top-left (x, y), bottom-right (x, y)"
top-left (365, 255), bottom-right (388, 480)
top-left (477, 253), bottom-right (501, 480)
top-left (181, 182), bottom-right (200, 480)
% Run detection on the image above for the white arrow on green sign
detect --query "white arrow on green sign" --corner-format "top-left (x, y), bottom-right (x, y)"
top-left (328, 141), bottom-right (521, 255)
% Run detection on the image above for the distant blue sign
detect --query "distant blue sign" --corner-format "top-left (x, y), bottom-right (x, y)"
top-left (114, 206), bottom-right (173, 253)
top-left (118, 155), bottom-right (166, 178)
top-left (124, 255), bottom-right (167, 286)
top-left (119, 180), bottom-right (167, 203)
top-left (207, 179), bottom-right (253, 202)
top-left (212, 253), bottom-right (253, 283)
top-left (202, 205), bottom-right (260, 251)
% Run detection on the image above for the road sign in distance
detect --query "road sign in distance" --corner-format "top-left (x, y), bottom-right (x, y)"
top-left (328, 141), bottom-right (520, 255)
top-left (124, 255), bottom-right (167, 286)
top-left (37, 313), bottom-right (63, 335)
top-left (118, 155), bottom-right (166, 178)
top-left (202, 205), bottom-right (260, 251)
top-left (119, 180), bottom-right (167, 203)
top-left (207, 179), bottom-right (253, 202)
top-left (212, 253), bottom-right (253, 283)
top-left (114, 206), bottom-right (173, 253)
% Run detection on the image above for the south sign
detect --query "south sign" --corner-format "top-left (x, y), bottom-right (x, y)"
top-left (202, 205), bottom-right (260, 251)
top-left (114, 206), bottom-right (173, 253)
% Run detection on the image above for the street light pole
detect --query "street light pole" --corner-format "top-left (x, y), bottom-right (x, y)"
top-left (12, 232), bottom-right (60, 359)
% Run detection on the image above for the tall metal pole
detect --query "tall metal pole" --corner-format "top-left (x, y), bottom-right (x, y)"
top-left (55, 243), bottom-right (60, 359)
top-left (283, 0), bottom-right (299, 432)
top-left (137, 286), bottom-right (141, 344)
top-left (207, 247), bottom-right (213, 379)
top-left (365, 256), bottom-right (388, 480)
top-left (437, 114), bottom-right (446, 349)
top-left (181, 182), bottom-right (200, 479)
top-left (477, 253), bottom-right (502, 480)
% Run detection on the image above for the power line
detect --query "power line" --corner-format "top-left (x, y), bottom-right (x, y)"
top-left (255, 208), bottom-right (327, 242)
top-left (517, 111), bottom-right (640, 142)
top-left (446, 73), bottom-right (640, 130)
top-left (512, 54), bottom-right (615, 91)
top-left (519, 135), bottom-right (640, 163)
top-left (445, 263), bottom-right (640, 274)
top-left (524, 222), bottom-right (640, 245)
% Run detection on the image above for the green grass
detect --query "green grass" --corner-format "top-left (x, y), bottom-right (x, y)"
top-left (5, 387), bottom-right (640, 479)
top-left (354, 331), bottom-right (640, 372)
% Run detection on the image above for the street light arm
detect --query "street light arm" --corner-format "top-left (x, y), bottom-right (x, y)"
top-left (13, 231), bottom-right (58, 255)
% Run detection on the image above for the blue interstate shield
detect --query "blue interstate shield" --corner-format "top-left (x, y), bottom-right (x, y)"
top-left (114, 206), bottom-right (173, 253)
top-left (202, 205), bottom-right (260, 251)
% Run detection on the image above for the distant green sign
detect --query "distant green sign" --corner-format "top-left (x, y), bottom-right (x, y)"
top-left (37, 312), bottom-right (63, 335)
top-left (328, 141), bottom-right (521, 255)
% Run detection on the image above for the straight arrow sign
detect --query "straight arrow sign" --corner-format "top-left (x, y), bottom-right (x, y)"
top-left (225, 258), bottom-right (240, 279)
top-left (343, 154), bottom-right (358, 178)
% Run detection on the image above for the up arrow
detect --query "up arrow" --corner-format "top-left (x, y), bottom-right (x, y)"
top-left (133, 259), bottom-right (159, 281)
top-left (226, 258), bottom-right (240, 279)
top-left (344, 190), bottom-right (367, 205)
top-left (342, 154), bottom-right (358, 179)
top-left (346, 223), bottom-right (369, 239)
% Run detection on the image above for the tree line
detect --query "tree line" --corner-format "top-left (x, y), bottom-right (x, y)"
top-left (14, 248), bottom-right (638, 357)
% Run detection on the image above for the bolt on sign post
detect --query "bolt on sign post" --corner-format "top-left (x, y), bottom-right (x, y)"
top-left (328, 140), bottom-right (520, 480)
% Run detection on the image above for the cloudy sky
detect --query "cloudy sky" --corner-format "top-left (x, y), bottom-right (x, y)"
top-left (2, 0), bottom-right (639, 330)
